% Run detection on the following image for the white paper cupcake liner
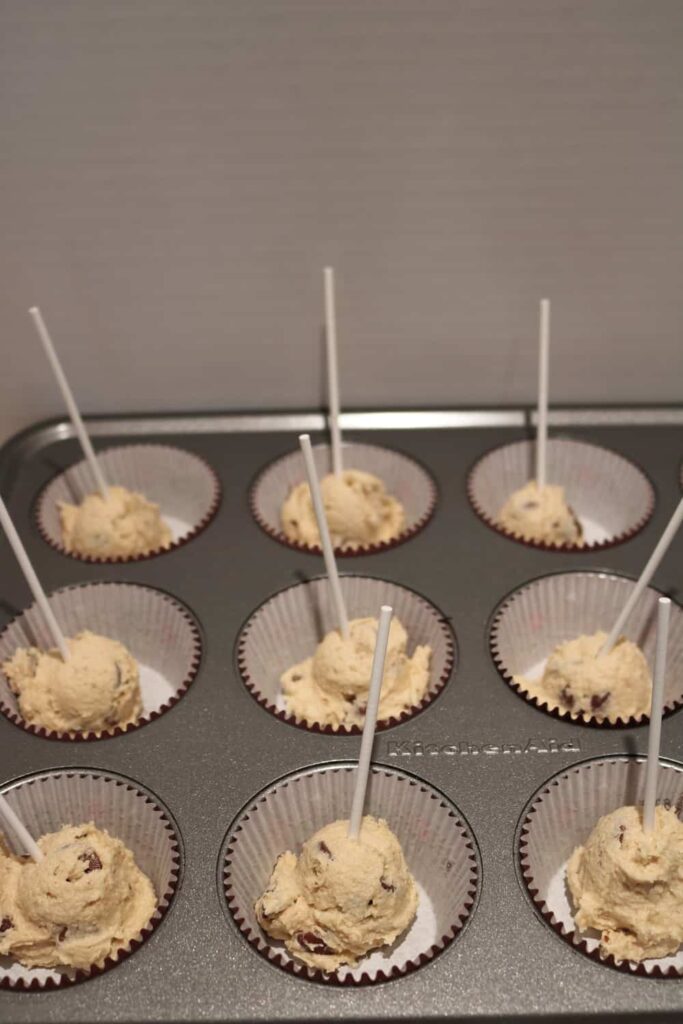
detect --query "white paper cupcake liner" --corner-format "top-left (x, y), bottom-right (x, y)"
top-left (0, 581), bottom-right (202, 740)
top-left (490, 571), bottom-right (683, 727)
top-left (0, 766), bottom-right (181, 990)
top-left (250, 441), bottom-right (437, 556)
top-left (220, 761), bottom-right (479, 984)
top-left (467, 438), bottom-right (654, 552)
top-left (36, 444), bottom-right (221, 563)
top-left (518, 754), bottom-right (683, 977)
top-left (236, 575), bottom-right (456, 734)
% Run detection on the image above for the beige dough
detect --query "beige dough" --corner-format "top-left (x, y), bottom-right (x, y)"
top-left (497, 480), bottom-right (582, 546)
top-left (0, 822), bottom-right (156, 970)
top-left (59, 485), bottom-right (172, 559)
top-left (568, 805), bottom-right (683, 961)
top-left (516, 630), bottom-right (651, 722)
top-left (2, 630), bottom-right (142, 734)
top-left (281, 616), bottom-right (431, 729)
top-left (255, 815), bottom-right (418, 971)
top-left (281, 470), bottom-right (405, 550)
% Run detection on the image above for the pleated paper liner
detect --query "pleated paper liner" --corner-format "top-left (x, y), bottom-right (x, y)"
top-left (236, 575), bottom-right (456, 734)
top-left (467, 438), bottom-right (654, 552)
top-left (0, 581), bottom-right (202, 740)
top-left (249, 441), bottom-right (437, 556)
top-left (220, 761), bottom-right (479, 985)
top-left (490, 570), bottom-right (683, 727)
top-left (0, 767), bottom-right (181, 990)
top-left (36, 443), bottom-right (221, 563)
top-left (517, 755), bottom-right (683, 977)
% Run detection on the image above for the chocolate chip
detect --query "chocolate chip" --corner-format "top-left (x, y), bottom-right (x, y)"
top-left (318, 841), bottom-right (333, 858)
top-left (380, 877), bottom-right (395, 892)
top-left (78, 851), bottom-right (102, 873)
top-left (618, 825), bottom-right (626, 844)
top-left (289, 519), bottom-right (298, 527)
top-left (58, 927), bottom-right (67, 942)
top-left (291, 673), bottom-right (302, 682)
top-left (0, 916), bottom-right (13, 933)
top-left (551, 520), bottom-right (561, 529)
top-left (75, 833), bottom-right (87, 840)
top-left (522, 501), bottom-right (539, 510)
top-left (356, 704), bottom-right (367, 716)
top-left (296, 932), bottom-right (334, 955)
top-left (591, 692), bottom-right (610, 711)
top-left (559, 687), bottom-right (575, 709)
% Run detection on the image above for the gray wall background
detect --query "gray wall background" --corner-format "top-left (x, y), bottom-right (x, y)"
top-left (1, 0), bottom-right (682, 445)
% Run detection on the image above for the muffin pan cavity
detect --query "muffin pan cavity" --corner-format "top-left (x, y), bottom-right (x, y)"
top-left (250, 441), bottom-right (437, 556)
top-left (517, 755), bottom-right (683, 977)
top-left (490, 571), bottom-right (683, 727)
top-left (220, 762), bottom-right (479, 985)
top-left (236, 575), bottom-right (456, 734)
top-left (36, 444), bottom-right (221, 563)
top-left (468, 438), bottom-right (654, 551)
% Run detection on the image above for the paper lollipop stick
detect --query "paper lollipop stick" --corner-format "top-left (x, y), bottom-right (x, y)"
top-left (0, 794), bottom-right (43, 861)
top-left (535, 298), bottom-right (550, 491)
top-left (0, 495), bottom-right (69, 660)
top-left (28, 306), bottom-right (109, 498)
top-left (348, 605), bottom-right (393, 840)
top-left (299, 433), bottom-right (349, 639)
top-left (323, 267), bottom-right (343, 478)
top-left (600, 496), bottom-right (683, 655)
top-left (642, 597), bottom-right (671, 832)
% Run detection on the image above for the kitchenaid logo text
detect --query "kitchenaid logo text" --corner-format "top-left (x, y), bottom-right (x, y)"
top-left (384, 738), bottom-right (581, 758)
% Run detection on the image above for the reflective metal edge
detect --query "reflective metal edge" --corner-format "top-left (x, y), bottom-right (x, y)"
top-left (4, 406), bottom-right (683, 462)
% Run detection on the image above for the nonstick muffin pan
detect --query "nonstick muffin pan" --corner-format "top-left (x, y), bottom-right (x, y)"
top-left (0, 407), bottom-right (682, 1023)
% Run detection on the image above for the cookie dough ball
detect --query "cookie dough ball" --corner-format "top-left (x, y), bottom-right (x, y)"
top-left (59, 485), bottom-right (172, 559)
top-left (497, 480), bottom-right (582, 546)
top-left (281, 470), bottom-right (405, 550)
top-left (2, 630), bottom-right (142, 734)
top-left (0, 822), bottom-right (156, 970)
top-left (568, 805), bottom-right (683, 961)
top-left (518, 631), bottom-right (651, 721)
top-left (255, 816), bottom-right (418, 971)
top-left (281, 616), bottom-right (431, 729)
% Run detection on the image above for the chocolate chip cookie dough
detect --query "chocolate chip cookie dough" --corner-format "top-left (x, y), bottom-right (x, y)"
top-left (516, 630), bottom-right (651, 721)
top-left (568, 804), bottom-right (683, 961)
top-left (281, 470), bottom-right (404, 550)
top-left (497, 480), bottom-right (582, 546)
top-left (59, 485), bottom-right (171, 559)
top-left (281, 616), bottom-right (431, 728)
top-left (0, 822), bottom-right (156, 969)
top-left (2, 630), bottom-right (142, 734)
top-left (255, 816), bottom-right (417, 971)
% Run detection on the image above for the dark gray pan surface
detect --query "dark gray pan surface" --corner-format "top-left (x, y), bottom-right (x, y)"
top-left (0, 409), bottom-right (682, 1024)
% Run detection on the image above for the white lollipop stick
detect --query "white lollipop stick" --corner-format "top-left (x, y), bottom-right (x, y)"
top-left (535, 298), bottom-right (550, 491)
top-left (28, 306), bottom-right (109, 498)
top-left (643, 597), bottom-right (671, 833)
top-left (299, 434), bottom-right (349, 639)
top-left (0, 496), bottom-right (69, 660)
top-left (601, 496), bottom-right (683, 656)
top-left (348, 605), bottom-right (393, 840)
top-left (323, 267), bottom-right (343, 478)
top-left (0, 794), bottom-right (43, 861)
